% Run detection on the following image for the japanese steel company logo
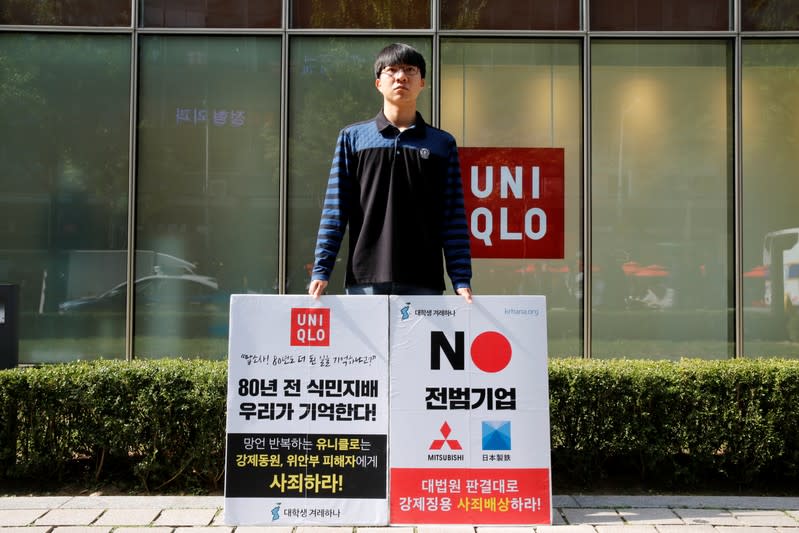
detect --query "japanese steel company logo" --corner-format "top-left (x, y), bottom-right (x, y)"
top-left (290, 308), bottom-right (330, 346)
top-left (430, 330), bottom-right (512, 373)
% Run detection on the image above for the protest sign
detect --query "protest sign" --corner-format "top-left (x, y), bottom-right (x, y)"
top-left (389, 295), bottom-right (551, 525)
top-left (224, 295), bottom-right (389, 525)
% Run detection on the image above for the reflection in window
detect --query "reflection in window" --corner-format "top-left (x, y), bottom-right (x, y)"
top-left (742, 41), bottom-right (799, 357)
top-left (291, 0), bottom-right (429, 28)
top-left (441, 0), bottom-right (579, 30)
top-left (0, 0), bottom-right (131, 26)
top-left (590, 0), bottom-right (728, 31)
top-left (136, 36), bottom-right (281, 358)
top-left (286, 37), bottom-right (432, 295)
top-left (591, 40), bottom-right (733, 359)
top-left (141, 0), bottom-right (281, 28)
top-left (0, 33), bottom-right (130, 362)
top-left (440, 39), bottom-right (582, 357)
top-left (742, 0), bottom-right (799, 30)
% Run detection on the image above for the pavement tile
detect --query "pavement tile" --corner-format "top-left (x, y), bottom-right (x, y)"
top-left (416, 527), bottom-right (476, 533)
top-left (50, 527), bottom-right (112, 533)
top-left (553, 496), bottom-right (580, 508)
top-left (211, 513), bottom-right (228, 526)
top-left (596, 526), bottom-right (658, 533)
top-left (295, 528), bottom-right (354, 533)
top-left (575, 496), bottom-right (670, 509)
top-left (234, 526), bottom-right (294, 533)
top-left (552, 510), bottom-right (567, 525)
top-left (358, 528), bottom-right (415, 533)
top-left (0, 497), bottom-right (71, 510)
top-left (155, 509), bottom-right (219, 527)
top-left (561, 509), bottom-right (623, 525)
top-left (573, 496), bottom-right (715, 509)
top-left (534, 525), bottom-right (595, 533)
top-left (93, 508), bottom-right (161, 526)
top-left (114, 528), bottom-right (174, 533)
top-left (60, 497), bottom-right (223, 510)
top-left (476, 527), bottom-right (535, 533)
top-left (714, 527), bottom-right (779, 533)
top-left (2, 494), bottom-right (799, 532)
top-left (703, 499), bottom-right (799, 511)
top-left (617, 509), bottom-right (683, 525)
top-left (35, 509), bottom-right (104, 526)
top-left (175, 526), bottom-right (233, 533)
top-left (0, 508), bottom-right (48, 526)
top-left (732, 511), bottom-right (799, 527)
top-left (572, 496), bottom-right (799, 511)
top-left (671, 509), bottom-right (742, 526)
top-left (656, 525), bottom-right (716, 533)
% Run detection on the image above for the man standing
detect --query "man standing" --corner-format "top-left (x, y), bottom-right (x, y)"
top-left (308, 43), bottom-right (473, 302)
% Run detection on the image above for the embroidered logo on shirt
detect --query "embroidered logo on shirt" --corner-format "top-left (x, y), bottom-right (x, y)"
top-left (420, 148), bottom-right (430, 159)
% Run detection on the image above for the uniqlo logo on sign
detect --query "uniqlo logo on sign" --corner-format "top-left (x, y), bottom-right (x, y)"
top-left (290, 308), bottom-right (330, 346)
top-left (459, 147), bottom-right (565, 259)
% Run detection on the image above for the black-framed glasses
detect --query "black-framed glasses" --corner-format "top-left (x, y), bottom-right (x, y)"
top-left (381, 65), bottom-right (420, 77)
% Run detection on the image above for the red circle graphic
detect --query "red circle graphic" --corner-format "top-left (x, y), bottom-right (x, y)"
top-left (470, 331), bottom-right (512, 373)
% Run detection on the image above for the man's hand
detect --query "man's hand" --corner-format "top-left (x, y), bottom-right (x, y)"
top-left (308, 279), bottom-right (328, 299)
top-left (456, 287), bottom-right (473, 304)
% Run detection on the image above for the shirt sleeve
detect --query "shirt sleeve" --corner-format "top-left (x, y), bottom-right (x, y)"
top-left (311, 130), bottom-right (353, 282)
top-left (441, 137), bottom-right (473, 291)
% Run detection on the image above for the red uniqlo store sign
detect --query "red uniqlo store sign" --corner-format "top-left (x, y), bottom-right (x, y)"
top-left (459, 147), bottom-right (565, 259)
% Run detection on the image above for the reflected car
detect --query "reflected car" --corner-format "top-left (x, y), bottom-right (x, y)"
top-left (58, 274), bottom-right (227, 313)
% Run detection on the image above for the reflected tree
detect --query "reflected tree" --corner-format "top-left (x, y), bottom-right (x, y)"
top-left (743, 0), bottom-right (799, 30)
top-left (0, 0), bottom-right (130, 25)
top-left (0, 34), bottom-right (130, 309)
top-left (294, 0), bottom-right (429, 28)
top-left (440, 0), bottom-right (487, 29)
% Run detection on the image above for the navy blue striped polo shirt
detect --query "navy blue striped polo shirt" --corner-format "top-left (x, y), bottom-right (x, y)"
top-left (311, 110), bottom-right (472, 292)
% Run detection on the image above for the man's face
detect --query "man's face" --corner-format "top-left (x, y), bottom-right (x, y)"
top-left (375, 64), bottom-right (425, 106)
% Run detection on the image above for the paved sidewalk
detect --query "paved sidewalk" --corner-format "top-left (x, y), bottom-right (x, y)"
top-left (0, 495), bottom-right (797, 533)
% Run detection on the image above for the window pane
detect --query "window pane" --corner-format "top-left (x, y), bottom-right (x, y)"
top-left (590, 0), bottom-right (729, 31)
top-left (742, 0), bottom-right (799, 30)
top-left (291, 0), bottom-right (429, 28)
top-left (742, 41), bottom-right (799, 357)
top-left (440, 39), bottom-right (583, 358)
top-left (136, 36), bottom-right (281, 358)
top-left (286, 37), bottom-right (432, 295)
top-left (0, 0), bottom-right (131, 26)
top-left (0, 33), bottom-right (130, 363)
top-left (591, 40), bottom-right (733, 359)
top-left (141, 0), bottom-right (281, 28)
top-left (441, 0), bottom-right (579, 30)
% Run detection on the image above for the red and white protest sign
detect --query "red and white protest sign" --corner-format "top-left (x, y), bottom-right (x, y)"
top-left (389, 296), bottom-right (551, 525)
top-left (459, 147), bottom-right (565, 259)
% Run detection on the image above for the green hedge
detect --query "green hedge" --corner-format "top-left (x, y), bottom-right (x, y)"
top-left (1, 358), bottom-right (798, 494)
top-left (0, 359), bottom-right (227, 492)
top-left (549, 358), bottom-right (799, 492)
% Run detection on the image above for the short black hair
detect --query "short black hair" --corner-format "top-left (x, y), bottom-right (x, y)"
top-left (374, 43), bottom-right (426, 79)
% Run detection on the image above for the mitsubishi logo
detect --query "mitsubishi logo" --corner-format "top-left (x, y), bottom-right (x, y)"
top-left (429, 421), bottom-right (462, 450)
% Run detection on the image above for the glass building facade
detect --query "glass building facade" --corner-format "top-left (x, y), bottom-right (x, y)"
top-left (1, 0), bottom-right (798, 362)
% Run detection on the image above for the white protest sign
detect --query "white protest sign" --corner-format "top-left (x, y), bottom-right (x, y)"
top-left (389, 295), bottom-right (551, 525)
top-left (224, 295), bottom-right (389, 525)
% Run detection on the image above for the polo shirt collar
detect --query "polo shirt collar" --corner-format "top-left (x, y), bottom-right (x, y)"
top-left (375, 110), bottom-right (427, 135)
